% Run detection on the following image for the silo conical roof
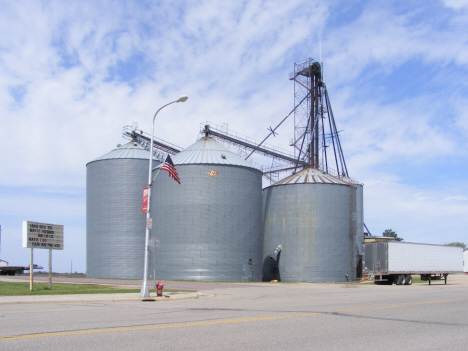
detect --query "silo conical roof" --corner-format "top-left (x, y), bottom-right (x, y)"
top-left (268, 167), bottom-right (353, 187)
top-left (87, 141), bottom-right (162, 165)
top-left (171, 137), bottom-right (259, 170)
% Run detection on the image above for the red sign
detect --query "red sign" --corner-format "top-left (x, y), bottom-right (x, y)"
top-left (142, 187), bottom-right (149, 213)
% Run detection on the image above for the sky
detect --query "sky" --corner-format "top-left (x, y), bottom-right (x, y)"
top-left (1, 0), bottom-right (467, 273)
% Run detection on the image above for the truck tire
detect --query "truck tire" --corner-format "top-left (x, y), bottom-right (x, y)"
top-left (404, 275), bottom-right (412, 285)
top-left (395, 275), bottom-right (405, 285)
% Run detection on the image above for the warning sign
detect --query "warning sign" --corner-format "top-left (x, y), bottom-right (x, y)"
top-left (146, 218), bottom-right (153, 229)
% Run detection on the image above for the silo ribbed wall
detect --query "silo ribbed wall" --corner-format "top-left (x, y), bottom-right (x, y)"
top-left (150, 164), bottom-right (263, 281)
top-left (86, 158), bottom-right (150, 278)
top-left (355, 184), bottom-right (364, 256)
top-left (262, 183), bottom-right (356, 282)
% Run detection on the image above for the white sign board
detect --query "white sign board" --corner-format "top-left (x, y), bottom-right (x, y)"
top-left (22, 221), bottom-right (64, 250)
top-left (146, 218), bottom-right (153, 229)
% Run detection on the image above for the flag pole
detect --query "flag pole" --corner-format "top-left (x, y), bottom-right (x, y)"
top-left (150, 169), bottom-right (161, 186)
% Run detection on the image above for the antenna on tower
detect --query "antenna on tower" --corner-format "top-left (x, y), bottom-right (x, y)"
top-left (319, 32), bottom-right (322, 63)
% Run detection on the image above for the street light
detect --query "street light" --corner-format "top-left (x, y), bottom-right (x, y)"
top-left (140, 95), bottom-right (188, 298)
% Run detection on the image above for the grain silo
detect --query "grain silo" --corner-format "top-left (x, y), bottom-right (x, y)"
top-left (353, 181), bottom-right (364, 276)
top-left (262, 167), bottom-right (363, 282)
top-left (86, 141), bottom-right (161, 278)
top-left (150, 136), bottom-right (263, 281)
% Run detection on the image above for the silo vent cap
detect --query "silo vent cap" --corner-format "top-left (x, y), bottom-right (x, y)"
top-left (221, 154), bottom-right (226, 159)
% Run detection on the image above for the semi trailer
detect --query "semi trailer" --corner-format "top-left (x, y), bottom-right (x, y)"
top-left (363, 242), bottom-right (463, 285)
top-left (0, 262), bottom-right (43, 276)
top-left (464, 249), bottom-right (467, 273)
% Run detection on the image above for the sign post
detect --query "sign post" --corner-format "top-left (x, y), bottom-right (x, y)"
top-left (49, 249), bottom-right (52, 290)
top-left (22, 221), bottom-right (64, 291)
top-left (30, 248), bottom-right (33, 291)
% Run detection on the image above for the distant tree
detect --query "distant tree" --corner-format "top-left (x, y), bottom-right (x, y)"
top-left (446, 242), bottom-right (467, 250)
top-left (382, 229), bottom-right (404, 242)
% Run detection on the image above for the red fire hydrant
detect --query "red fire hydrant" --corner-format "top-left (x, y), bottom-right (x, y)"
top-left (156, 281), bottom-right (164, 296)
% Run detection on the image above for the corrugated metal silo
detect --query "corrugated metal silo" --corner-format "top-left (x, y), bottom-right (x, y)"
top-left (150, 137), bottom-right (263, 281)
top-left (355, 183), bottom-right (364, 254)
top-left (262, 167), bottom-right (363, 282)
top-left (86, 141), bottom-right (161, 278)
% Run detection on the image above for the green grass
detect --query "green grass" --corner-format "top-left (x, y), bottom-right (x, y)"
top-left (0, 282), bottom-right (194, 296)
top-left (411, 276), bottom-right (424, 284)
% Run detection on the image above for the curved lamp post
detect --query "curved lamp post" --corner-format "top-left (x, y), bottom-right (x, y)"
top-left (140, 95), bottom-right (188, 298)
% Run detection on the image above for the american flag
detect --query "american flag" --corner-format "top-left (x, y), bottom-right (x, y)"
top-left (160, 155), bottom-right (180, 184)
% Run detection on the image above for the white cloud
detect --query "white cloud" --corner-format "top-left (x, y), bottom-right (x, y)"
top-left (1, 1), bottom-right (468, 271)
top-left (442, 0), bottom-right (468, 10)
top-left (322, 2), bottom-right (468, 86)
top-left (445, 195), bottom-right (468, 201)
top-left (363, 173), bottom-right (468, 244)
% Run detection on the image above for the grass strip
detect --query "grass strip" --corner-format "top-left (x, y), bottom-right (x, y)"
top-left (0, 281), bottom-right (193, 296)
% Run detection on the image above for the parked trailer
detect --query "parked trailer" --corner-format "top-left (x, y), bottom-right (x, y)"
top-left (363, 242), bottom-right (463, 285)
top-left (464, 249), bottom-right (468, 274)
top-left (0, 264), bottom-right (43, 276)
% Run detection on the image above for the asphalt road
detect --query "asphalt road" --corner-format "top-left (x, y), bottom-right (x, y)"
top-left (1, 275), bottom-right (467, 350)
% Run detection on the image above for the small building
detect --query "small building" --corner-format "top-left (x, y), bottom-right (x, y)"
top-left (363, 236), bottom-right (397, 243)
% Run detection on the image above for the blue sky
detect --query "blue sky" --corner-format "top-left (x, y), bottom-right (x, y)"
top-left (1, 0), bottom-right (467, 273)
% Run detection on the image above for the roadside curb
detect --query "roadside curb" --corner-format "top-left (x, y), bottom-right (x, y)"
top-left (0, 292), bottom-right (200, 305)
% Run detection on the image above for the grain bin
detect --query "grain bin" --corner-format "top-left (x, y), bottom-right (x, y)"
top-left (262, 167), bottom-right (363, 282)
top-left (150, 137), bottom-right (263, 281)
top-left (86, 141), bottom-right (161, 279)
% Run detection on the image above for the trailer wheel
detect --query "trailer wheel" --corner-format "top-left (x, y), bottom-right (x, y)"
top-left (395, 275), bottom-right (405, 285)
top-left (404, 275), bottom-right (412, 285)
